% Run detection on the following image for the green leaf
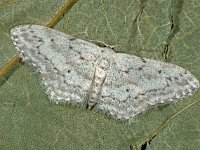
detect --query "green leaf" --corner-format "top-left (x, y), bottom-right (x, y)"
top-left (1, 0), bottom-right (200, 149)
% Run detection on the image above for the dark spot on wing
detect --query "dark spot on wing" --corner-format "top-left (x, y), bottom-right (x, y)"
top-left (38, 39), bottom-right (43, 42)
top-left (79, 56), bottom-right (85, 60)
top-left (138, 67), bottom-right (143, 70)
top-left (141, 58), bottom-right (147, 63)
top-left (69, 37), bottom-right (76, 41)
top-left (184, 70), bottom-right (187, 74)
top-left (167, 77), bottom-right (173, 81)
top-left (53, 67), bottom-right (59, 72)
top-left (174, 77), bottom-right (179, 80)
top-left (123, 70), bottom-right (129, 74)
top-left (32, 35), bottom-right (44, 42)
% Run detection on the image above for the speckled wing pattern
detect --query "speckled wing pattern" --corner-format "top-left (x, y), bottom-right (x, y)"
top-left (11, 25), bottom-right (199, 121)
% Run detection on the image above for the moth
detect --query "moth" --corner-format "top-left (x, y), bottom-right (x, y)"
top-left (11, 25), bottom-right (199, 121)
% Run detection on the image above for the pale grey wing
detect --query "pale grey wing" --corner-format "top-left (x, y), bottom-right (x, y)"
top-left (11, 25), bottom-right (102, 105)
top-left (97, 53), bottom-right (199, 121)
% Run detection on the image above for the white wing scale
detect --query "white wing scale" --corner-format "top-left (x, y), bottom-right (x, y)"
top-left (11, 25), bottom-right (199, 121)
